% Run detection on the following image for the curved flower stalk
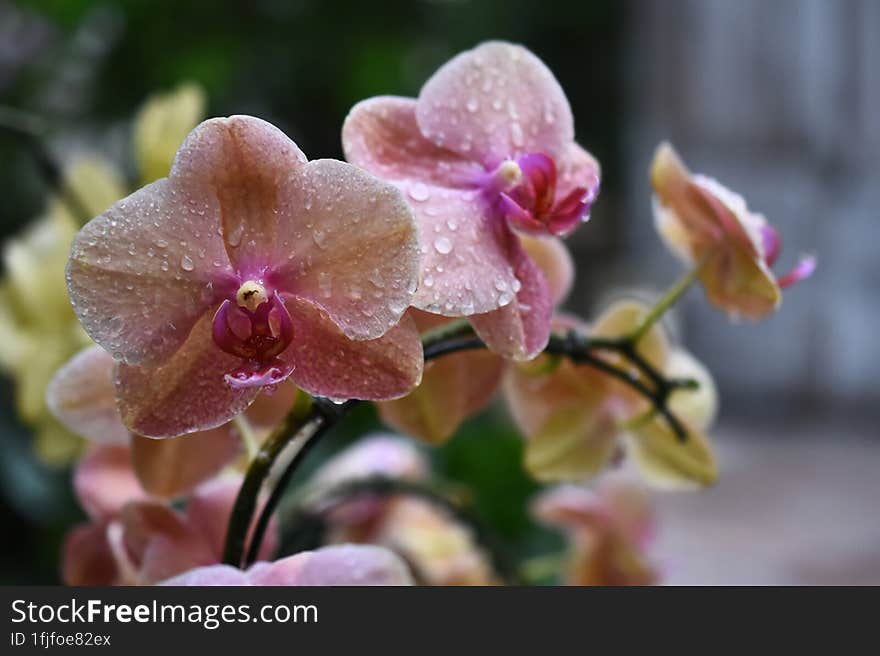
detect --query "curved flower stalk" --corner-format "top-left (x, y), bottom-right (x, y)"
top-left (504, 300), bottom-right (718, 489)
top-left (532, 473), bottom-right (658, 585)
top-left (296, 436), bottom-right (499, 585)
top-left (161, 544), bottom-right (413, 586)
top-left (47, 344), bottom-right (295, 498)
top-left (651, 142), bottom-right (815, 320)
top-left (66, 115), bottom-right (424, 438)
top-left (63, 449), bottom-right (276, 586)
top-left (378, 234), bottom-right (575, 443)
top-left (344, 41), bottom-right (600, 360)
top-left (0, 83), bottom-right (204, 463)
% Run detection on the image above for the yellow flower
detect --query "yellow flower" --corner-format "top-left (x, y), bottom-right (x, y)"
top-left (133, 83), bottom-right (206, 184)
top-left (0, 158), bottom-right (123, 463)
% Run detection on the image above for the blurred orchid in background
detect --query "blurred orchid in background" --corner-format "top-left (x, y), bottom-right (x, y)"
top-left (651, 142), bottom-right (816, 320)
top-left (532, 474), bottom-right (658, 586)
top-left (504, 300), bottom-right (718, 488)
top-left (63, 450), bottom-right (277, 585)
top-left (161, 544), bottom-right (414, 586)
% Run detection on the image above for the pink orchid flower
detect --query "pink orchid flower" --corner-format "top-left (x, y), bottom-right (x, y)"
top-left (63, 452), bottom-right (276, 586)
top-left (504, 301), bottom-right (718, 489)
top-left (379, 234), bottom-right (575, 444)
top-left (533, 474), bottom-right (658, 586)
top-left (160, 544), bottom-right (413, 586)
top-left (66, 115), bottom-right (423, 438)
top-left (651, 142), bottom-right (816, 320)
top-left (343, 41), bottom-right (600, 360)
top-left (304, 436), bottom-right (498, 586)
top-left (48, 344), bottom-right (295, 498)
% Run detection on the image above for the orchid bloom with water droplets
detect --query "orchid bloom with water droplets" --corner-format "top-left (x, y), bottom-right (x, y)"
top-left (47, 344), bottom-right (296, 498)
top-left (651, 142), bottom-right (816, 320)
top-left (66, 115), bottom-right (423, 438)
top-left (504, 300), bottom-right (718, 489)
top-left (378, 233), bottom-right (575, 444)
top-left (533, 474), bottom-right (659, 586)
top-left (63, 455), bottom-right (277, 586)
top-left (160, 544), bottom-right (414, 586)
top-left (343, 41), bottom-right (600, 360)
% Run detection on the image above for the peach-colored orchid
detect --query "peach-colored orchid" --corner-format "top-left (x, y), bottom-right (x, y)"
top-left (344, 41), bottom-right (600, 361)
top-left (379, 233), bottom-right (575, 444)
top-left (63, 451), bottom-right (276, 586)
top-left (306, 436), bottom-right (498, 585)
top-left (47, 344), bottom-right (294, 498)
top-left (504, 300), bottom-right (718, 489)
top-left (651, 142), bottom-right (815, 320)
top-left (66, 115), bottom-right (423, 438)
top-left (533, 474), bottom-right (658, 586)
top-left (161, 544), bottom-right (413, 586)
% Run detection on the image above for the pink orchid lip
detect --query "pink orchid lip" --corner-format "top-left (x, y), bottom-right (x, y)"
top-left (777, 254), bottom-right (817, 289)
top-left (482, 152), bottom-right (592, 237)
top-left (759, 225), bottom-right (816, 289)
top-left (212, 286), bottom-right (294, 371)
top-left (224, 360), bottom-right (295, 390)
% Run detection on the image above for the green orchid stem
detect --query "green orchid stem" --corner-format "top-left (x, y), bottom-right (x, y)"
top-left (223, 321), bottom-right (699, 569)
top-left (627, 264), bottom-right (703, 345)
top-left (279, 477), bottom-right (518, 585)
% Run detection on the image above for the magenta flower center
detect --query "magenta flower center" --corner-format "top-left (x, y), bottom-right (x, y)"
top-left (211, 281), bottom-right (294, 363)
top-left (486, 153), bottom-right (593, 237)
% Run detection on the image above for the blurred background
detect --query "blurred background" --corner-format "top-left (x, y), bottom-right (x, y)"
top-left (1, 0), bottom-right (877, 584)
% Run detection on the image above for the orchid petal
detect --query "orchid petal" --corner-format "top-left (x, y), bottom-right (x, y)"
top-left (556, 143), bottom-right (601, 213)
top-left (379, 345), bottom-right (503, 444)
top-left (283, 297), bottom-right (423, 401)
top-left (416, 41), bottom-right (574, 164)
top-left (248, 545), bottom-right (414, 586)
top-left (184, 476), bottom-right (277, 563)
top-left (665, 349), bottom-right (718, 431)
top-left (170, 115), bottom-right (307, 272)
top-left (470, 242), bottom-right (552, 360)
top-left (342, 96), bottom-right (482, 187)
top-left (524, 406), bottom-right (619, 482)
top-left (160, 564), bottom-right (250, 586)
top-left (311, 435), bottom-right (428, 489)
top-left (74, 444), bottom-right (145, 519)
top-left (67, 177), bottom-right (230, 367)
top-left (626, 419), bottom-right (718, 490)
top-left (130, 430), bottom-right (241, 499)
top-left (519, 234), bottom-right (574, 305)
top-left (46, 345), bottom-right (129, 444)
top-left (592, 300), bottom-right (669, 370)
top-left (271, 158), bottom-right (420, 341)
top-left (115, 313), bottom-right (260, 437)
top-left (700, 245), bottom-right (781, 320)
top-left (62, 522), bottom-right (118, 586)
top-left (405, 184), bottom-right (521, 317)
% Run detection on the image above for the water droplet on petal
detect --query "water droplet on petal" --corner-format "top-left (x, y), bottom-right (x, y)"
top-left (180, 255), bottom-right (195, 271)
top-left (433, 236), bottom-right (453, 254)
top-left (409, 183), bottom-right (430, 202)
